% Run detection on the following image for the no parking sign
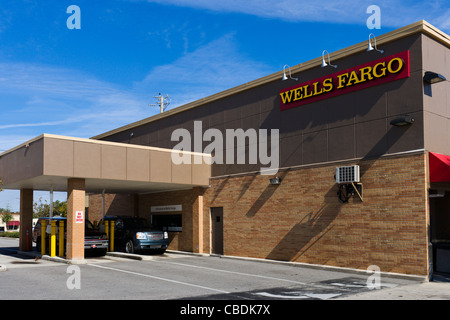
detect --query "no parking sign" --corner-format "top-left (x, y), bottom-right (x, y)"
top-left (75, 211), bottom-right (84, 223)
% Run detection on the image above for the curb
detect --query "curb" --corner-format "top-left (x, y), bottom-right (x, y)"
top-left (106, 251), bottom-right (176, 260)
top-left (106, 252), bottom-right (146, 260)
top-left (17, 250), bottom-right (87, 264)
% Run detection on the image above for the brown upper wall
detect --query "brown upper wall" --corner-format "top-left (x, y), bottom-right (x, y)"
top-left (0, 136), bottom-right (44, 186)
top-left (93, 21), bottom-right (450, 177)
top-left (0, 134), bottom-right (211, 192)
top-left (422, 34), bottom-right (450, 155)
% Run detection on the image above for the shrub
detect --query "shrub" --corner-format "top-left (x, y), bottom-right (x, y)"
top-left (0, 232), bottom-right (19, 238)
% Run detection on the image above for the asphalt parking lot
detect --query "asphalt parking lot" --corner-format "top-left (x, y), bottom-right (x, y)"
top-left (1, 237), bottom-right (450, 309)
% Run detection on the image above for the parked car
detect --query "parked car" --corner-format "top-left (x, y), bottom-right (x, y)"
top-left (99, 216), bottom-right (169, 254)
top-left (33, 217), bottom-right (109, 256)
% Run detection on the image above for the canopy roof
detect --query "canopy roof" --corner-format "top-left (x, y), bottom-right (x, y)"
top-left (0, 134), bottom-right (211, 194)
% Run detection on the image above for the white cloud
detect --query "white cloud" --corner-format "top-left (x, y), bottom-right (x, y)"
top-left (133, 0), bottom-right (363, 22)
top-left (433, 8), bottom-right (450, 31)
top-left (0, 62), bottom-right (154, 149)
top-left (0, 33), bottom-right (272, 152)
top-left (0, 134), bottom-right (37, 152)
top-left (0, 121), bottom-right (69, 130)
top-left (0, 63), bottom-right (124, 100)
top-left (0, 32), bottom-right (273, 153)
top-left (136, 33), bottom-right (272, 108)
top-left (135, 0), bottom-right (450, 32)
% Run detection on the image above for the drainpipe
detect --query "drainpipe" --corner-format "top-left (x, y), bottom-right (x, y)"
top-left (102, 189), bottom-right (106, 218)
top-left (50, 185), bottom-right (54, 219)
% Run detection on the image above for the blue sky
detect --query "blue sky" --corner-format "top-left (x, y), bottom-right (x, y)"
top-left (1, 0), bottom-right (450, 211)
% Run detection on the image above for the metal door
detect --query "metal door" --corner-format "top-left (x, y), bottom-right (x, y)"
top-left (211, 207), bottom-right (223, 255)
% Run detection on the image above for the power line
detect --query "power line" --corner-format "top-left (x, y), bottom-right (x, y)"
top-left (149, 93), bottom-right (171, 113)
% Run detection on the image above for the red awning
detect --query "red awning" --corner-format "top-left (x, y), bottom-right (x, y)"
top-left (429, 152), bottom-right (450, 183)
top-left (7, 221), bottom-right (19, 226)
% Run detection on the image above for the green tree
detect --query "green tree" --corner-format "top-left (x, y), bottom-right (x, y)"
top-left (0, 205), bottom-right (12, 214)
top-left (53, 200), bottom-right (67, 217)
top-left (33, 197), bottom-right (48, 217)
top-left (33, 198), bottom-right (67, 217)
top-left (1, 212), bottom-right (13, 226)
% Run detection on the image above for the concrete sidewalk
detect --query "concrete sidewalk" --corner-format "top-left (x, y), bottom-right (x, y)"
top-left (337, 280), bottom-right (450, 300)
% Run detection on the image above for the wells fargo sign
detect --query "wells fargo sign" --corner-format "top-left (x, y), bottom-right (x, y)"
top-left (280, 50), bottom-right (410, 111)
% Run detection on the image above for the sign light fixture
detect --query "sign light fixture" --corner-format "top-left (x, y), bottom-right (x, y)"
top-left (280, 50), bottom-right (410, 111)
top-left (367, 33), bottom-right (384, 54)
top-left (321, 50), bottom-right (338, 69)
top-left (282, 65), bottom-right (298, 81)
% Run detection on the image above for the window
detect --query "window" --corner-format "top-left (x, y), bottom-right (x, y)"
top-left (151, 214), bottom-right (182, 232)
top-left (7, 221), bottom-right (19, 231)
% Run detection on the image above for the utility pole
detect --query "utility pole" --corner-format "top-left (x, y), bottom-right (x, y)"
top-left (150, 93), bottom-right (171, 113)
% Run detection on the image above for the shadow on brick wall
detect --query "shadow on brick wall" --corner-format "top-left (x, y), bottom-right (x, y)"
top-left (265, 123), bottom-right (415, 262)
top-left (245, 170), bottom-right (289, 218)
top-left (265, 186), bottom-right (341, 261)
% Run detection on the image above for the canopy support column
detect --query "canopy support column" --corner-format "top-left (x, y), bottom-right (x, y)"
top-left (192, 187), bottom-right (205, 254)
top-left (66, 178), bottom-right (85, 262)
top-left (19, 188), bottom-right (33, 252)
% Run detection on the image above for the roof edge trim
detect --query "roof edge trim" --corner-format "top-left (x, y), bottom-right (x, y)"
top-left (0, 133), bottom-right (211, 158)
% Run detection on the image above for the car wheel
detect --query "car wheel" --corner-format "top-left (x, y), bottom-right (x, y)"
top-left (125, 240), bottom-right (135, 254)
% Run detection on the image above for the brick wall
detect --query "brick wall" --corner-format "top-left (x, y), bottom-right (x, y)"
top-left (19, 189), bottom-right (33, 251)
top-left (88, 193), bottom-right (137, 223)
top-left (138, 188), bottom-right (204, 252)
top-left (203, 152), bottom-right (429, 276)
top-left (87, 153), bottom-right (429, 275)
top-left (90, 188), bottom-right (204, 252)
top-left (67, 178), bottom-right (86, 261)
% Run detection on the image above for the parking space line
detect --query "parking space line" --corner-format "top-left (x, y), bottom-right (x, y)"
top-left (87, 263), bottom-right (230, 294)
top-left (151, 260), bottom-right (309, 286)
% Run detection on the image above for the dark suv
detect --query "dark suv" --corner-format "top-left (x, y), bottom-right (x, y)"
top-left (99, 216), bottom-right (169, 254)
top-left (33, 217), bottom-right (109, 256)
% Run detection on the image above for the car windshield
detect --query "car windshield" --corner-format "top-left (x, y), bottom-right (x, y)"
top-left (122, 218), bottom-right (152, 229)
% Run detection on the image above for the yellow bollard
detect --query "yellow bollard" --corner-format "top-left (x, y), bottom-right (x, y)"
top-left (110, 220), bottom-right (115, 252)
top-left (50, 220), bottom-right (56, 257)
top-left (41, 220), bottom-right (46, 255)
top-left (59, 220), bottom-right (64, 257)
top-left (105, 220), bottom-right (109, 252)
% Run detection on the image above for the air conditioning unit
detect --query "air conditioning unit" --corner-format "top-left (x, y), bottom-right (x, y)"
top-left (335, 165), bottom-right (360, 184)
